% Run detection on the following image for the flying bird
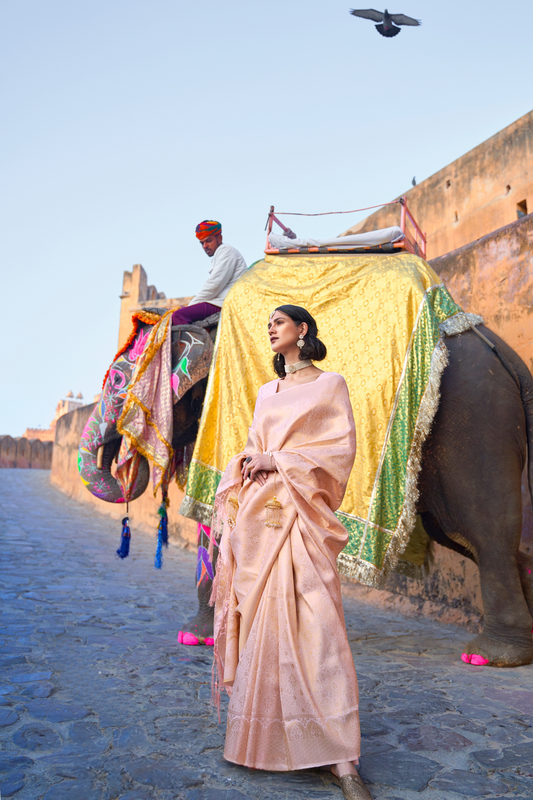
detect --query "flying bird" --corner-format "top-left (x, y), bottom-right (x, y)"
top-left (349, 8), bottom-right (421, 37)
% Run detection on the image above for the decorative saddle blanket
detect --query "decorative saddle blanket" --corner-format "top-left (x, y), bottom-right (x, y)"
top-left (179, 252), bottom-right (473, 588)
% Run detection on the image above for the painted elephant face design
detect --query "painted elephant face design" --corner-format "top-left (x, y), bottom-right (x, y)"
top-left (78, 313), bottom-right (215, 503)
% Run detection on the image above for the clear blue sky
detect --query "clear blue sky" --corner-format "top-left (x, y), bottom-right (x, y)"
top-left (1, 0), bottom-right (531, 435)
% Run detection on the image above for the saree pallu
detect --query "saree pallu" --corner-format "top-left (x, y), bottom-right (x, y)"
top-left (212, 372), bottom-right (361, 771)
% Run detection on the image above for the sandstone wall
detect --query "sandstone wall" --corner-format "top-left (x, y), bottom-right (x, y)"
top-left (431, 213), bottom-right (533, 372)
top-left (343, 109), bottom-right (533, 260)
top-left (50, 403), bottom-right (198, 550)
top-left (342, 549), bottom-right (483, 632)
top-left (0, 436), bottom-right (53, 469)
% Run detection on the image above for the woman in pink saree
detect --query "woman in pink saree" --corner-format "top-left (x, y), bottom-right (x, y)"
top-left (211, 305), bottom-right (372, 799)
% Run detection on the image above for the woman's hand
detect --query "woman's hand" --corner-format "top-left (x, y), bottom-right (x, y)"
top-left (241, 453), bottom-right (276, 486)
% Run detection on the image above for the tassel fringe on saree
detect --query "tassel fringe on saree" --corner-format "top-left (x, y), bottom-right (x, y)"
top-left (211, 372), bottom-right (361, 771)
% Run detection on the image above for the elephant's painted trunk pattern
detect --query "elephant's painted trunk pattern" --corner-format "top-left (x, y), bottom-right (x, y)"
top-left (78, 313), bottom-right (161, 502)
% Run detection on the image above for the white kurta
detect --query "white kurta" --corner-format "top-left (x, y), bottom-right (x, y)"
top-left (190, 244), bottom-right (248, 308)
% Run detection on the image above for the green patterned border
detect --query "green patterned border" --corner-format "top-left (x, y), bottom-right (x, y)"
top-left (186, 459), bottom-right (222, 504)
top-left (338, 285), bottom-right (461, 583)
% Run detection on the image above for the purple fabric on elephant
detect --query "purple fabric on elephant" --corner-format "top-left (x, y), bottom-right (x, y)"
top-left (172, 303), bottom-right (220, 326)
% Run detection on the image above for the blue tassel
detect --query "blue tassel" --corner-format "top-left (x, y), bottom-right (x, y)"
top-left (117, 516), bottom-right (131, 559)
top-left (154, 500), bottom-right (169, 569)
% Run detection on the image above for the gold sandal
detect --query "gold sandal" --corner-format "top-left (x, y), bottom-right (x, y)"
top-left (330, 772), bottom-right (373, 800)
top-left (319, 766), bottom-right (373, 800)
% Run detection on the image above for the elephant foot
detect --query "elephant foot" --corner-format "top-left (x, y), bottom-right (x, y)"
top-left (178, 607), bottom-right (214, 647)
top-left (461, 653), bottom-right (489, 666)
top-left (178, 630), bottom-right (214, 646)
top-left (461, 632), bottom-right (533, 668)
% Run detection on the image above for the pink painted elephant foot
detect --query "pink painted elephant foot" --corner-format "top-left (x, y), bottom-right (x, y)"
top-left (461, 652), bottom-right (489, 666)
top-left (461, 632), bottom-right (533, 668)
top-left (177, 607), bottom-right (215, 647)
top-left (178, 630), bottom-right (214, 646)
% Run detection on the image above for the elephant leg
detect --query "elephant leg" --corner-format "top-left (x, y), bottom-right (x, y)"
top-left (463, 542), bottom-right (533, 667)
top-left (517, 550), bottom-right (533, 622)
top-left (178, 523), bottom-right (217, 646)
top-left (421, 452), bottom-right (533, 667)
top-left (446, 483), bottom-right (533, 666)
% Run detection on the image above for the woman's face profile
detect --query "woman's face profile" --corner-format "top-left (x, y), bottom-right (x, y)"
top-left (268, 312), bottom-right (304, 353)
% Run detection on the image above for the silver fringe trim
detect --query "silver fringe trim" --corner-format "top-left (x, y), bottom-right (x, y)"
top-left (337, 338), bottom-right (449, 588)
top-left (439, 312), bottom-right (483, 337)
top-left (178, 495), bottom-right (214, 526)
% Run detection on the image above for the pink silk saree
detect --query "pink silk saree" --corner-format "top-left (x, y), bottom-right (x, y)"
top-left (211, 371), bottom-right (361, 771)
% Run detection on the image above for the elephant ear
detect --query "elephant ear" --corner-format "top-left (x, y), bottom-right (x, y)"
top-left (171, 328), bottom-right (214, 404)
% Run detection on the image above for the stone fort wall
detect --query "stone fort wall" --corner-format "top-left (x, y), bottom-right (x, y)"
top-left (343, 109), bottom-right (533, 261)
top-left (118, 263), bottom-right (191, 350)
top-left (0, 436), bottom-right (53, 469)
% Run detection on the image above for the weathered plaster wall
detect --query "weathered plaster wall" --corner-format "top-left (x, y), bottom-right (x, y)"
top-left (343, 109), bottom-right (533, 260)
top-left (342, 546), bottom-right (483, 633)
top-left (431, 213), bottom-right (533, 372)
top-left (0, 436), bottom-right (53, 469)
top-left (50, 404), bottom-right (198, 550)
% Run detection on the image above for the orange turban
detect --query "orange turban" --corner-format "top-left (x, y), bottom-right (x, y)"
top-left (195, 220), bottom-right (221, 241)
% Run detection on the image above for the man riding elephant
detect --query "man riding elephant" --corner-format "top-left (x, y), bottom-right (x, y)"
top-left (171, 220), bottom-right (247, 327)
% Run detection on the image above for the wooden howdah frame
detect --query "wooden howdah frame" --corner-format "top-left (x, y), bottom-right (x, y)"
top-left (264, 197), bottom-right (427, 260)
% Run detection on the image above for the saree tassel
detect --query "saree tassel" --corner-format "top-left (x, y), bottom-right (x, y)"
top-left (154, 496), bottom-right (169, 569)
top-left (226, 495), bottom-right (239, 529)
top-left (265, 496), bottom-right (283, 528)
top-left (117, 516), bottom-right (131, 559)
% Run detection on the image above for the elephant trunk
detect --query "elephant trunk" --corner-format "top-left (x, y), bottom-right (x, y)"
top-left (79, 412), bottom-right (150, 503)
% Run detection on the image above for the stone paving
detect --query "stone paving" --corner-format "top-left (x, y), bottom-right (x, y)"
top-left (1, 471), bottom-right (533, 799)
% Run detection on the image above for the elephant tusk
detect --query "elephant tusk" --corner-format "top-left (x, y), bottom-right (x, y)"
top-left (96, 444), bottom-right (105, 470)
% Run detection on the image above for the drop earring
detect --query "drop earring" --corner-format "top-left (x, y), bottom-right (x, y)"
top-left (297, 334), bottom-right (305, 349)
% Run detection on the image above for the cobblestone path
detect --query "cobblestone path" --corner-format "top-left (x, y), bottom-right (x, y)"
top-left (1, 471), bottom-right (533, 799)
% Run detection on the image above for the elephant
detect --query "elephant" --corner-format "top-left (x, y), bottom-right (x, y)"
top-left (81, 311), bottom-right (533, 667)
top-left (417, 324), bottom-right (533, 668)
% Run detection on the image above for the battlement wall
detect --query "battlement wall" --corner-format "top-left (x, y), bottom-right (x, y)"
top-left (343, 109), bottom-right (533, 260)
top-left (0, 436), bottom-right (53, 469)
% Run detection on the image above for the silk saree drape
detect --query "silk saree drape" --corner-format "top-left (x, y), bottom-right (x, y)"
top-left (211, 372), bottom-right (361, 771)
